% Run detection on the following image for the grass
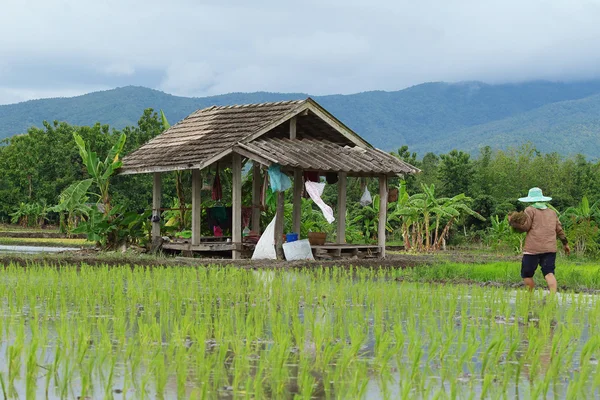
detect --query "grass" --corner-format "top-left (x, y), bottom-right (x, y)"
top-left (0, 224), bottom-right (59, 233)
top-left (0, 263), bottom-right (599, 398)
top-left (393, 259), bottom-right (600, 291)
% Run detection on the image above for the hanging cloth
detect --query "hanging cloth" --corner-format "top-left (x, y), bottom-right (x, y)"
top-left (212, 164), bottom-right (222, 201)
top-left (251, 216), bottom-right (277, 260)
top-left (303, 171), bottom-right (319, 182)
top-left (305, 181), bottom-right (335, 223)
top-left (268, 164), bottom-right (292, 192)
top-left (325, 172), bottom-right (338, 184)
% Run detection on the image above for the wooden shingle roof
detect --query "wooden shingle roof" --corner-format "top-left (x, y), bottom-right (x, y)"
top-left (120, 98), bottom-right (418, 176)
top-left (236, 138), bottom-right (418, 176)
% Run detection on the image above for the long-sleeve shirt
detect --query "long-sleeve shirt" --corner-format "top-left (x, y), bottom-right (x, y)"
top-left (511, 207), bottom-right (568, 254)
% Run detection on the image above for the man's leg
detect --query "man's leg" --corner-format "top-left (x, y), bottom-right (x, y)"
top-left (544, 273), bottom-right (557, 293)
top-left (521, 255), bottom-right (538, 291)
top-left (523, 277), bottom-right (535, 290)
top-left (541, 253), bottom-right (558, 293)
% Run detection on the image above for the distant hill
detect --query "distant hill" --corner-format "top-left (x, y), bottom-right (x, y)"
top-left (418, 93), bottom-right (600, 156)
top-left (2, 81), bottom-right (600, 158)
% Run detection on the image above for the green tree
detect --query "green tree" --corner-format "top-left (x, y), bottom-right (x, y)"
top-left (438, 150), bottom-right (473, 197)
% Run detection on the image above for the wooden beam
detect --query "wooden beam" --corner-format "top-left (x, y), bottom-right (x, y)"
top-left (191, 169), bottom-right (202, 245)
top-left (292, 169), bottom-right (302, 235)
top-left (305, 101), bottom-right (370, 148)
top-left (163, 242), bottom-right (240, 252)
top-left (232, 153), bottom-right (242, 260)
top-left (152, 172), bottom-right (162, 242)
top-left (378, 175), bottom-right (388, 258)
top-left (290, 116), bottom-right (297, 139)
top-left (119, 148), bottom-right (233, 176)
top-left (233, 145), bottom-right (276, 166)
top-left (337, 172), bottom-right (347, 244)
top-left (275, 190), bottom-right (285, 260)
top-left (252, 163), bottom-right (262, 234)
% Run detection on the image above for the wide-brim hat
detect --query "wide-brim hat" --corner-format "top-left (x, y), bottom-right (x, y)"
top-left (518, 187), bottom-right (552, 203)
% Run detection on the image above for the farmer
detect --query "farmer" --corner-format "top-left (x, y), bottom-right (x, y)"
top-left (508, 187), bottom-right (570, 293)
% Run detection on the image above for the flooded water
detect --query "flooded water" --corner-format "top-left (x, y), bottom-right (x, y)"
top-left (0, 266), bottom-right (598, 399)
top-left (0, 245), bottom-right (79, 253)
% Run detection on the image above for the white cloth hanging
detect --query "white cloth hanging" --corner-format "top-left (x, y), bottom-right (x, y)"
top-left (305, 181), bottom-right (335, 223)
top-left (251, 216), bottom-right (277, 260)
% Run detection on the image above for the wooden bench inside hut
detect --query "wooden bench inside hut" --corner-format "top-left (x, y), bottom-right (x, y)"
top-left (118, 98), bottom-right (418, 260)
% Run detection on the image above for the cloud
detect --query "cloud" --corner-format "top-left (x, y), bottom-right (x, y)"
top-left (0, 85), bottom-right (110, 105)
top-left (102, 63), bottom-right (136, 77)
top-left (1, 0), bottom-right (600, 103)
top-left (159, 61), bottom-right (216, 97)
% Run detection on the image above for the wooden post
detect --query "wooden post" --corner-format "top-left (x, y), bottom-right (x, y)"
top-left (191, 169), bottom-right (201, 246)
top-left (251, 162), bottom-right (261, 234)
top-left (378, 175), bottom-right (388, 258)
top-left (151, 172), bottom-right (162, 246)
top-left (289, 116), bottom-right (297, 139)
top-left (337, 172), bottom-right (347, 244)
top-left (232, 153), bottom-right (242, 260)
top-left (292, 168), bottom-right (302, 235)
top-left (275, 191), bottom-right (285, 260)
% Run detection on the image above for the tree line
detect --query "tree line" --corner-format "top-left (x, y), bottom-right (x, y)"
top-left (1, 108), bottom-right (599, 253)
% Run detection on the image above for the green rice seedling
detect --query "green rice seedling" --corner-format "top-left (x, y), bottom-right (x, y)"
top-left (2, 263), bottom-right (600, 398)
top-left (297, 356), bottom-right (316, 400)
top-left (25, 337), bottom-right (39, 400)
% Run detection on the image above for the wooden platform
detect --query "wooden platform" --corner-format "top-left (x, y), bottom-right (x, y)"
top-left (311, 244), bottom-right (382, 259)
top-left (163, 238), bottom-right (382, 260)
top-left (162, 238), bottom-right (255, 258)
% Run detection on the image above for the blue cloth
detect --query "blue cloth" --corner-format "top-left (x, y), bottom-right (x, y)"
top-left (268, 164), bottom-right (292, 192)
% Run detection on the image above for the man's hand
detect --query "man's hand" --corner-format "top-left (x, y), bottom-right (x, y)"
top-left (564, 244), bottom-right (571, 256)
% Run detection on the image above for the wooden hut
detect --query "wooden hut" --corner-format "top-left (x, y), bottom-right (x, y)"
top-left (119, 98), bottom-right (418, 259)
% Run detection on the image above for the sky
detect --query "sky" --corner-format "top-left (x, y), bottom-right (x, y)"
top-left (1, 0), bottom-right (600, 105)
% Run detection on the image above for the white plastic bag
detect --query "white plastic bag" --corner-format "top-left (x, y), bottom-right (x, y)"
top-left (282, 239), bottom-right (314, 261)
top-left (251, 217), bottom-right (277, 260)
top-left (360, 187), bottom-right (372, 206)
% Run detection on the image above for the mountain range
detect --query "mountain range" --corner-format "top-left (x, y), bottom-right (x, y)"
top-left (2, 80), bottom-right (600, 158)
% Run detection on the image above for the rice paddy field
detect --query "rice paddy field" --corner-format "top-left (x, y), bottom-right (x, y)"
top-left (1, 263), bottom-right (600, 399)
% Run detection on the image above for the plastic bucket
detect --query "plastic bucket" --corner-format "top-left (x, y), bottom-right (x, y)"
top-left (286, 233), bottom-right (299, 243)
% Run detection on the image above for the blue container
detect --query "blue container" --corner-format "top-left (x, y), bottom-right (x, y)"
top-left (286, 232), bottom-right (299, 243)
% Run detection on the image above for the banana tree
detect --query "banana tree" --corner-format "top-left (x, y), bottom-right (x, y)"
top-left (560, 196), bottom-right (600, 255)
top-left (351, 194), bottom-right (393, 243)
top-left (73, 132), bottom-right (126, 216)
top-left (388, 181), bottom-right (419, 250)
top-left (50, 179), bottom-right (93, 233)
top-left (431, 193), bottom-right (485, 250)
top-left (389, 183), bottom-right (484, 251)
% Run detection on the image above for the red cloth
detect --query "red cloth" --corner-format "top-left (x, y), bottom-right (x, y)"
top-left (212, 168), bottom-right (222, 201)
top-left (242, 206), bottom-right (252, 228)
top-left (304, 171), bottom-right (319, 182)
